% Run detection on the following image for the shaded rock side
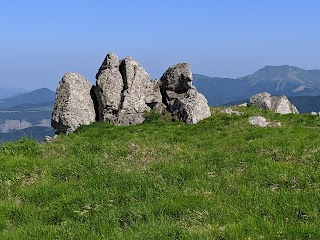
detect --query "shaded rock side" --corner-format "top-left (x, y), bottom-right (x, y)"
top-left (160, 63), bottom-right (211, 124)
top-left (51, 73), bottom-right (96, 134)
top-left (249, 92), bottom-right (299, 114)
top-left (95, 53), bottom-right (162, 125)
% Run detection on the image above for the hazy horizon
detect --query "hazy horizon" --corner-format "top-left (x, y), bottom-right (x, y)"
top-left (1, 0), bottom-right (320, 91)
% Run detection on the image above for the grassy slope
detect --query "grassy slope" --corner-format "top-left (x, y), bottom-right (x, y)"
top-left (1, 107), bottom-right (320, 239)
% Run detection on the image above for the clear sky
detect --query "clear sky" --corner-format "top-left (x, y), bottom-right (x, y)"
top-left (1, 0), bottom-right (320, 90)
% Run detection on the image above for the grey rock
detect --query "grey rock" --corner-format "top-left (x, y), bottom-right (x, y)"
top-left (249, 92), bottom-right (299, 114)
top-left (160, 63), bottom-right (193, 94)
top-left (95, 53), bottom-right (162, 125)
top-left (51, 72), bottom-right (96, 134)
top-left (44, 136), bottom-right (52, 142)
top-left (220, 108), bottom-right (243, 116)
top-left (248, 116), bottom-right (281, 127)
top-left (160, 63), bottom-right (211, 124)
top-left (95, 53), bottom-right (124, 122)
top-left (117, 57), bottom-right (162, 125)
top-left (248, 116), bottom-right (270, 127)
top-left (311, 111), bottom-right (320, 116)
top-left (238, 103), bottom-right (248, 107)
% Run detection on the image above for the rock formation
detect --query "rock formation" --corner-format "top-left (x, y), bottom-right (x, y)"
top-left (220, 108), bottom-right (243, 116)
top-left (51, 73), bottom-right (96, 134)
top-left (51, 53), bottom-right (211, 133)
top-left (249, 92), bottom-right (299, 114)
top-left (248, 116), bottom-right (281, 127)
top-left (95, 53), bottom-right (123, 123)
top-left (160, 63), bottom-right (211, 124)
top-left (311, 111), bottom-right (320, 116)
top-left (95, 53), bottom-right (163, 125)
top-left (248, 116), bottom-right (270, 127)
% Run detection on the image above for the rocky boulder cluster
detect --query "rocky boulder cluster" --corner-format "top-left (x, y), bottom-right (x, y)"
top-left (52, 53), bottom-right (211, 134)
top-left (249, 92), bottom-right (299, 114)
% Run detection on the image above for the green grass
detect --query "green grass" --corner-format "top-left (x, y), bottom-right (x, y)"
top-left (1, 106), bottom-right (320, 239)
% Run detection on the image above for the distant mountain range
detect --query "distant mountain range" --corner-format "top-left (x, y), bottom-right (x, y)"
top-left (193, 65), bottom-right (320, 106)
top-left (0, 88), bottom-right (55, 109)
top-left (0, 88), bottom-right (55, 143)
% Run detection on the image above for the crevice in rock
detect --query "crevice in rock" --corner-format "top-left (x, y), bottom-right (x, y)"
top-left (90, 85), bottom-right (100, 121)
top-left (118, 59), bottom-right (129, 111)
top-left (146, 102), bottom-right (158, 109)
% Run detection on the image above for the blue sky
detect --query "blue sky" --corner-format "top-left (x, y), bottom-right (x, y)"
top-left (1, 0), bottom-right (320, 90)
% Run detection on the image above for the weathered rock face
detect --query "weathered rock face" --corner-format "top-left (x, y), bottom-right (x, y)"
top-left (95, 53), bottom-right (123, 122)
top-left (95, 53), bottom-right (163, 125)
top-left (249, 92), bottom-right (299, 114)
top-left (52, 53), bottom-right (211, 133)
top-left (271, 96), bottom-right (299, 114)
top-left (51, 73), bottom-right (96, 134)
top-left (248, 116), bottom-right (281, 127)
top-left (160, 63), bottom-right (211, 124)
top-left (248, 116), bottom-right (270, 127)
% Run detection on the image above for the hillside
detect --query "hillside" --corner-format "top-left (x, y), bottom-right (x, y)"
top-left (1, 107), bottom-right (320, 239)
top-left (193, 65), bottom-right (320, 106)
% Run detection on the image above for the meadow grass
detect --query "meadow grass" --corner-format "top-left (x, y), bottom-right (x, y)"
top-left (0, 106), bottom-right (320, 239)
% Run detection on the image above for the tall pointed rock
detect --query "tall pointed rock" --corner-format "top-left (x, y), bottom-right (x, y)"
top-left (95, 53), bottom-right (163, 125)
top-left (95, 53), bottom-right (124, 122)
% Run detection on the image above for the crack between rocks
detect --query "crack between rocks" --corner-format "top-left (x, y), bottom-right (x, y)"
top-left (118, 60), bottom-right (129, 112)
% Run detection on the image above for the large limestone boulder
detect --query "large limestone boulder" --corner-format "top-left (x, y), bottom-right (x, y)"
top-left (160, 63), bottom-right (211, 124)
top-left (117, 57), bottom-right (163, 125)
top-left (95, 53), bottom-right (162, 125)
top-left (51, 73), bottom-right (96, 134)
top-left (95, 53), bottom-right (123, 122)
top-left (249, 92), bottom-right (299, 114)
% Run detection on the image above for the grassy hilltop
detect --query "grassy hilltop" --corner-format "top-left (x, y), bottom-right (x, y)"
top-left (1, 107), bottom-right (320, 239)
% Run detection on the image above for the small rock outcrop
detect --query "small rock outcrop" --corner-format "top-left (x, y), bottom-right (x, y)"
top-left (220, 108), bottom-right (243, 116)
top-left (51, 73), bottom-right (96, 134)
top-left (160, 63), bottom-right (211, 124)
top-left (248, 116), bottom-right (281, 127)
top-left (311, 112), bottom-right (320, 116)
top-left (248, 116), bottom-right (270, 127)
top-left (51, 53), bottom-right (211, 133)
top-left (95, 53), bottom-right (163, 125)
top-left (249, 92), bottom-right (299, 114)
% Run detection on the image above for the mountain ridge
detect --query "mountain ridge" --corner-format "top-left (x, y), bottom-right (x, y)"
top-left (193, 65), bottom-right (320, 106)
top-left (0, 88), bottom-right (55, 109)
